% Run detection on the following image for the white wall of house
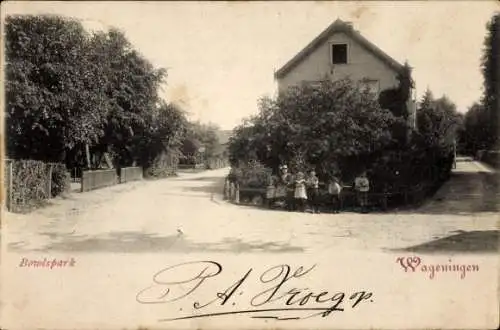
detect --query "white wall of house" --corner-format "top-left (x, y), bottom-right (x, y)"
top-left (277, 32), bottom-right (400, 95)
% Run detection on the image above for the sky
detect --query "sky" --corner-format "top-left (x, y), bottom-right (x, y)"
top-left (3, 1), bottom-right (499, 129)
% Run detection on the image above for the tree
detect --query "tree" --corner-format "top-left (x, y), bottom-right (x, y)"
top-left (461, 102), bottom-right (491, 154)
top-left (480, 13), bottom-right (499, 148)
top-left (417, 92), bottom-right (463, 151)
top-left (90, 28), bottom-right (167, 167)
top-left (181, 121), bottom-right (223, 164)
top-left (230, 79), bottom-right (398, 179)
top-left (132, 101), bottom-right (188, 169)
top-left (5, 14), bottom-right (188, 174)
top-left (378, 61), bottom-right (415, 120)
top-left (5, 15), bottom-right (108, 162)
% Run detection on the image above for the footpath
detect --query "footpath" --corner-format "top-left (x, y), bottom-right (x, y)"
top-left (418, 156), bottom-right (498, 214)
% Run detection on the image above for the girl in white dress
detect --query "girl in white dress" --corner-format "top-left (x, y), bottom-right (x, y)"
top-left (294, 172), bottom-right (307, 212)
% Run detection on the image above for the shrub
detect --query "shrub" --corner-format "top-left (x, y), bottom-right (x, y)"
top-left (144, 151), bottom-right (179, 179)
top-left (230, 161), bottom-right (271, 188)
top-left (50, 164), bottom-right (70, 197)
top-left (5, 159), bottom-right (69, 212)
top-left (229, 79), bottom-right (398, 179)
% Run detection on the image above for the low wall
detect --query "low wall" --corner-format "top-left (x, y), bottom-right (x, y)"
top-left (120, 167), bottom-right (143, 183)
top-left (81, 169), bottom-right (118, 192)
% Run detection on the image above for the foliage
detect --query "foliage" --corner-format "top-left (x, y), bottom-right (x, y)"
top-left (5, 159), bottom-right (69, 212)
top-left (480, 13), bottom-right (500, 148)
top-left (378, 62), bottom-right (415, 119)
top-left (459, 13), bottom-right (499, 154)
top-left (89, 29), bottom-right (169, 167)
top-left (180, 121), bottom-right (224, 165)
top-left (50, 164), bottom-right (70, 197)
top-left (5, 14), bottom-right (189, 177)
top-left (5, 15), bottom-right (107, 162)
top-left (144, 151), bottom-right (179, 179)
top-left (133, 102), bottom-right (188, 169)
top-left (368, 91), bottom-right (461, 192)
top-left (459, 103), bottom-right (491, 154)
top-left (230, 79), bottom-right (461, 197)
top-left (229, 79), bottom-right (398, 180)
top-left (228, 160), bottom-right (272, 188)
top-left (417, 90), bottom-right (463, 151)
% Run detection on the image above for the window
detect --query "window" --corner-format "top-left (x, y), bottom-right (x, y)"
top-left (331, 44), bottom-right (348, 64)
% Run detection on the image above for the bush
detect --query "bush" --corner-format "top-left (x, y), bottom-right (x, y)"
top-left (144, 151), bottom-right (179, 179)
top-left (5, 159), bottom-right (69, 212)
top-left (229, 161), bottom-right (271, 188)
top-left (51, 164), bottom-right (70, 197)
top-left (229, 79), bottom-right (398, 179)
top-left (229, 80), bottom-right (462, 208)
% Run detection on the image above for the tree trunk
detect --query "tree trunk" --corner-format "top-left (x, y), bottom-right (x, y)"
top-left (85, 144), bottom-right (91, 169)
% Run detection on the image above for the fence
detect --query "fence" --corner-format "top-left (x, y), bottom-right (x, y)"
top-left (223, 178), bottom-right (434, 211)
top-left (81, 169), bottom-right (118, 192)
top-left (4, 159), bottom-right (70, 213)
top-left (120, 167), bottom-right (143, 183)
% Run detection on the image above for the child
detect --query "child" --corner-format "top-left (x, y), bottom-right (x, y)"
top-left (265, 175), bottom-right (277, 208)
top-left (328, 176), bottom-right (342, 213)
top-left (276, 164), bottom-right (291, 210)
top-left (281, 165), bottom-right (295, 211)
top-left (307, 170), bottom-right (320, 213)
top-left (294, 172), bottom-right (308, 212)
top-left (354, 172), bottom-right (370, 212)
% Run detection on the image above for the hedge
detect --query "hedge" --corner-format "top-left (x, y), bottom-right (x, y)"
top-left (5, 159), bottom-right (70, 213)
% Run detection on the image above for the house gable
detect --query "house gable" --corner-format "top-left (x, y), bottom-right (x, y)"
top-left (275, 19), bottom-right (405, 94)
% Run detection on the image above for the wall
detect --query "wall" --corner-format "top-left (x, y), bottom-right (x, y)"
top-left (277, 32), bottom-right (400, 95)
top-left (81, 169), bottom-right (118, 192)
top-left (120, 167), bottom-right (143, 183)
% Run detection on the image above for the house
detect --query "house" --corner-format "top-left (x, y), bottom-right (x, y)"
top-left (274, 19), bottom-right (417, 127)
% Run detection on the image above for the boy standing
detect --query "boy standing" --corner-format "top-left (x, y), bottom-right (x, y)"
top-left (328, 176), bottom-right (342, 213)
top-left (354, 172), bottom-right (370, 212)
top-left (307, 170), bottom-right (320, 213)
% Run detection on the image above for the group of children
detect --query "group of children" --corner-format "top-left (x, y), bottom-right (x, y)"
top-left (266, 164), bottom-right (346, 213)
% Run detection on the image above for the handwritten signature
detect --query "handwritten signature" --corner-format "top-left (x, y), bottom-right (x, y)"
top-left (136, 261), bottom-right (373, 321)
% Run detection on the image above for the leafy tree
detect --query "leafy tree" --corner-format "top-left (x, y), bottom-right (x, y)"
top-left (417, 92), bottom-right (463, 151)
top-left (134, 102), bottom-right (188, 169)
top-left (5, 15), bottom-right (107, 162)
top-left (230, 79), bottom-right (398, 179)
top-left (181, 121), bottom-right (223, 164)
top-left (480, 13), bottom-right (499, 148)
top-left (89, 29), bottom-right (167, 167)
top-left (5, 14), bottom-right (188, 175)
top-left (378, 62), bottom-right (415, 120)
top-left (461, 102), bottom-right (492, 154)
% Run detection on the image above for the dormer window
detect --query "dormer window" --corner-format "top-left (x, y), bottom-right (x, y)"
top-left (331, 43), bottom-right (348, 64)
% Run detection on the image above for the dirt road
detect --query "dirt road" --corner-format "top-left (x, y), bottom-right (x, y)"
top-left (1, 165), bottom-right (498, 329)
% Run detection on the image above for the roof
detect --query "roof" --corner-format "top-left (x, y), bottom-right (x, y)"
top-left (274, 19), bottom-right (405, 79)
